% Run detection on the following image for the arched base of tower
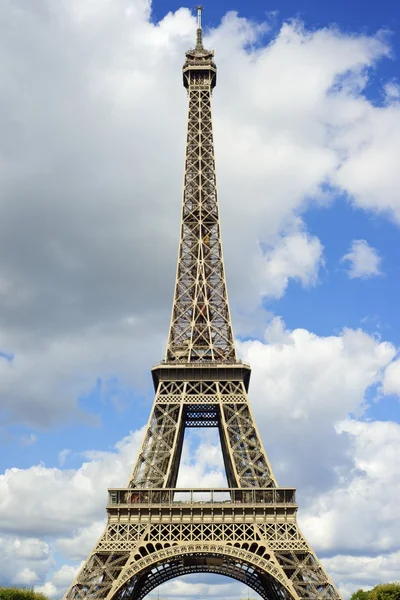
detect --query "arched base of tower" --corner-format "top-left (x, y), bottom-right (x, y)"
top-left (112, 545), bottom-right (297, 600)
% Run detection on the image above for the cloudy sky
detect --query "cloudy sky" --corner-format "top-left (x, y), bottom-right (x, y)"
top-left (1, 0), bottom-right (400, 598)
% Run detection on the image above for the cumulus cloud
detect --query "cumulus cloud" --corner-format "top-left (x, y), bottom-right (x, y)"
top-left (333, 95), bottom-right (400, 221)
top-left (323, 551), bottom-right (400, 598)
top-left (177, 429), bottom-right (227, 488)
top-left (35, 565), bottom-right (80, 600)
top-left (384, 81), bottom-right (400, 102)
top-left (238, 318), bottom-right (396, 492)
top-left (154, 575), bottom-right (242, 599)
top-left (258, 229), bottom-right (324, 299)
top-left (0, 429), bottom-right (144, 537)
top-left (382, 358), bottom-right (400, 396)
top-left (56, 521), bottom-right (105, 562)
top-left (301, 420), bottom-right (400, 555)
top-left (341, 240), bottom-right (382, 279)
top-left (0, 535), bottom-right (53, 587)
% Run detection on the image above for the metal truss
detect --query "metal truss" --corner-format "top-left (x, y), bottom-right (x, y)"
top-left (63, 8), bottom-right (342, 600)
top-left (65, 493), bottom-right (340, 600)
top-left (165, 13), bottom-right (235, 363)
top-left (128, 378), bottom-right (275, 489)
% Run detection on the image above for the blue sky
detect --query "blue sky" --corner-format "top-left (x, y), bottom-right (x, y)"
top-left (0, 0), bottom-right (400, 598)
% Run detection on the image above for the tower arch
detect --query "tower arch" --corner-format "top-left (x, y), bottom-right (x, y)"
top-left (113, 544), bottom-right (297, 600)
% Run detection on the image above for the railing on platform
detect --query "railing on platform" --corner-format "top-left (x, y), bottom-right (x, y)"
top-left (107, 488), bottom-right (296, 506)
top-left (153, 359), bottom-right (250, 368)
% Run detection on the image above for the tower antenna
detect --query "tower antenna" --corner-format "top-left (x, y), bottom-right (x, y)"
top-left (195, 4), bottom-right (204, 49)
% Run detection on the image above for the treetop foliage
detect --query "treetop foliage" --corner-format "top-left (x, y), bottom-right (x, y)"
top-left (0, 589), bottom-right (48, 600)
top-left (351, 583), bottom-right (400, 600)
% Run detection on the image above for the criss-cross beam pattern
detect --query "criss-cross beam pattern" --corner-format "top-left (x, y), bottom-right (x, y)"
top-left (166, 38), bottom-right (236, 362)
top-left (128, 379), bottom-right (276, 489)
top-left (64, 505), bottom-right (341, 600)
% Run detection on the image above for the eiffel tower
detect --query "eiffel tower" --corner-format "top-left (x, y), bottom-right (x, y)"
top-left (64, 8), bottom-right (342, 600)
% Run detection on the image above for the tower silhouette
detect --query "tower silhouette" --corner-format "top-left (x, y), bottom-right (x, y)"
top-left (64, 8), bottom-right (342, 600)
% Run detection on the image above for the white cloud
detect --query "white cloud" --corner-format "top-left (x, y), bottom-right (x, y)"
top-left (257, 229), bottom-right (324, 298)
top-left (14, 568), bottom-right (40, 585)
top-left (323, 551), bottom-right (400, 599)
top-left (35, 565), bottom-right (80, 599)
top-left (382, 358), bottom-right (400, 396)
top-left (0, 429), bottom-right (144, 536)
top-left (301, 420), bottom-right (400, 554)
top-left (341, 240), bottom-right (382, 279)
top-left (384, 81), bottom-right (400, 102)
top-left (56, 521), bottom-right (105, 561)
top-left (176, 429), bottom-right (227, 488)
top-left (333, 97), bottom-right (400, 222)
top-left (0, 535), bottom-right (53, 587)
top-left (238, 318), bottom-right (396, 492)
top-left (155, 576), bottom-right (243, 599)
top-left (34, 583), bottom-right (58, 598)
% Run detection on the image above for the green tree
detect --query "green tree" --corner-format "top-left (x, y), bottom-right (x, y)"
top-left (351, 590), bottom-right (371, 600)
top-left (370, 583), bottom-right (400, 600)
top-left (0, 588), bottom-right (48, 600)
top-left (351, 583), bottom-right (400, 600)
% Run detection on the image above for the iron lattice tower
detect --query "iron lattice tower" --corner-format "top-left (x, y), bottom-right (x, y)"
top-left (64, 8), bottom-right (342, 600)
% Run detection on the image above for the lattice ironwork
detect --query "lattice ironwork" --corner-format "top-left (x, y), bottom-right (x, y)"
top-left (165, 11), bottom-right (235, 364)
top-left (128, 378), bottom-right (274, 489)
top-left (63, 8), bottom-right (342, 600)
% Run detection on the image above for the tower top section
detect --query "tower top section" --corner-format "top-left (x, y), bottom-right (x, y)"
top-left (183, 5), bottom-right (216, 89)
top-left (166, 4), bottom-right (234, 363)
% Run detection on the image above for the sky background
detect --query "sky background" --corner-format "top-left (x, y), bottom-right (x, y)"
top-left (1, 0), bottom-right (400, 598)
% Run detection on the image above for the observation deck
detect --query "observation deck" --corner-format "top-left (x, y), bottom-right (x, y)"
top-left (152, 360), bottom-right (251, 391)
top-left (107, 488), bottom-right (298, 523)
